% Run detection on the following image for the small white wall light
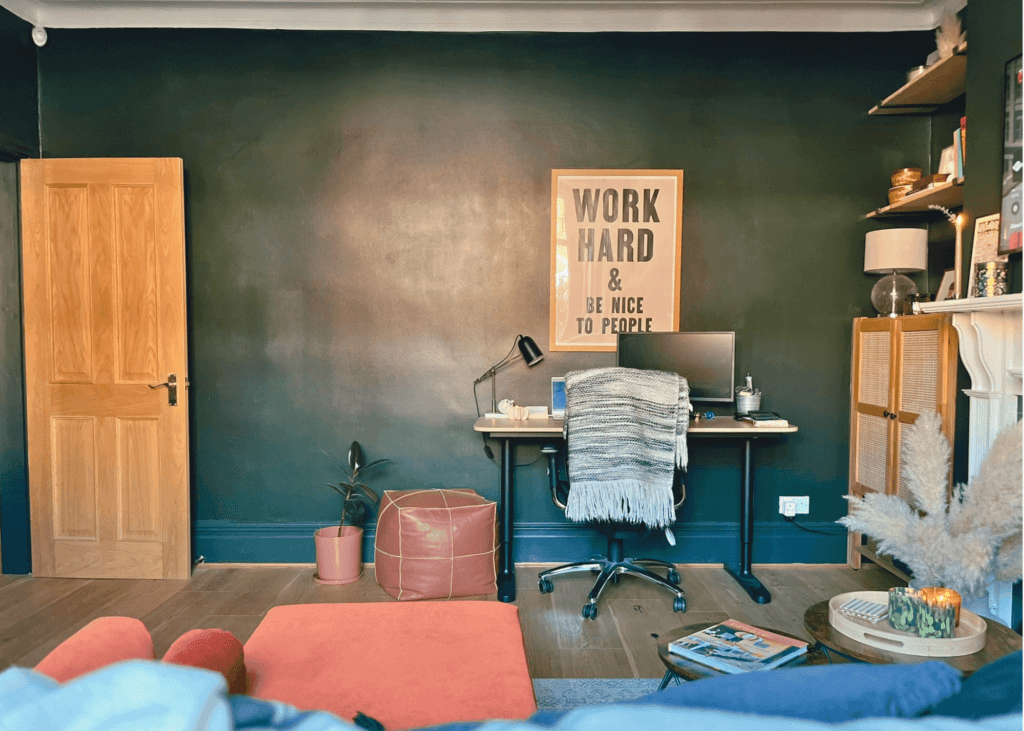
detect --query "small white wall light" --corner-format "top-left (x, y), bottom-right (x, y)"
top-left (32, 26), bottom-right (47, 47)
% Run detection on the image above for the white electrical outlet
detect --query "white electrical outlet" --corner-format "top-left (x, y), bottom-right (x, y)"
top-left (779, 496), bottom-right (809, 515)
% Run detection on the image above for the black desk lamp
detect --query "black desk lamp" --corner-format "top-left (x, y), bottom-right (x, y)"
top-left (474, 335), bottom-right (544, 416)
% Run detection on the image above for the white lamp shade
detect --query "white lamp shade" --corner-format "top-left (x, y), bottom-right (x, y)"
top-left (864, 228), bottom-right (928, 274)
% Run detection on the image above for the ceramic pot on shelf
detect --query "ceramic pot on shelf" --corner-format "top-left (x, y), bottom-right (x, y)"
top-left (314, 525), bottom-right (364, 585)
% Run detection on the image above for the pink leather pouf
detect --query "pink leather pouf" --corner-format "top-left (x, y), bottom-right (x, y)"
top-left (374, 488), bottom-right (498, 600)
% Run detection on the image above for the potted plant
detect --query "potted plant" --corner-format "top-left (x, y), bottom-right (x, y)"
top-left (313, 441), bottom-right (389, 585)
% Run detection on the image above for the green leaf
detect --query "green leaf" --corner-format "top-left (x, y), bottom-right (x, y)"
top-left (348, 441), bottom-right (364, 473)
top-left (352, 483), bottom-right (379, 502)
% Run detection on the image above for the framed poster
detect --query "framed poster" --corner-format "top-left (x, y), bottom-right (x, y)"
top-left (968, 213), bottom-right (1004, 296)
top-left (999, 54), bottom-right (1022, 255)
top-left (550, 169), bottom-right (683, 351)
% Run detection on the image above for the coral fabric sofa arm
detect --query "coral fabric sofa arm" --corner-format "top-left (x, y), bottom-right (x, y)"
top-left (34, 616), bottom-right (155, 683)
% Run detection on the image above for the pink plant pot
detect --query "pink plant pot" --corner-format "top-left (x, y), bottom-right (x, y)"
top-left (314, 526), bottom-right (364, 585)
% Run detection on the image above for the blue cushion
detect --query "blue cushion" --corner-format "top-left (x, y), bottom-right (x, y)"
top-left (928, 651), bottom-right (1022, 719)
top-left (529, 660), bottom-right (961, 726)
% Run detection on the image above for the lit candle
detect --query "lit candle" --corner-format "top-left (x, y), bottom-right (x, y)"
top-left (921, 587), bottom-right (961, 626)
top-left (953, 214), bottom-right (964, 300)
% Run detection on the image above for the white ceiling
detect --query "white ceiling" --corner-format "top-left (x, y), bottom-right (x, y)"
top-left (0, 0), bottom-right (967, 33)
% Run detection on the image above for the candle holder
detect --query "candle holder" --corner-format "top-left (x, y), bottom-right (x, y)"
top-left (920, 587), bottom-right (961, 626)
top-left (917, 600), bottom-right (957, 639)
top-left (887, 587), bottom-right (921, 632)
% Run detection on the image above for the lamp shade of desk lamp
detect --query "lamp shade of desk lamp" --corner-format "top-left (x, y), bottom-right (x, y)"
top-left (864, 228), bottom-right (927, 317)
top-left (474, 335), bottom-right (545, 415)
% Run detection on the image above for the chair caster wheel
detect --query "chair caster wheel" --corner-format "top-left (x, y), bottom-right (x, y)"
top-left (538, 579), bottom-right (554, 594)
top-left (582, 603), bottom-right (598, 620)
top-left (673, 596), bottom-right (686, 613)
top-left (667, 570), bottom-right (680, 585)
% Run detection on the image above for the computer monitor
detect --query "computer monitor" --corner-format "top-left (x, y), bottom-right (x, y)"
top-left (616, 332), bottom-right (736, 402)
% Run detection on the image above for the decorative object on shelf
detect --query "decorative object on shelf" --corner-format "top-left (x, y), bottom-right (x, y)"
top-left (887, 587), bottom-right (920, 632)
top-left (906, 66), bottom-right (927, 84)
top-left (912, 173), bottom-right (949, 191)
top-left (891, 167), bottom-right (922, 187)
top-left (473, 334), bottom-right (544, 416)
top-left (839, 412), bottom-right (1023, 600)
top-left (888, 185), bottom-right (914, 205)
top-left (935, 13), bottom-right (965, 60)
top-left (929, 205), bottom-right (964, 299)
top-left (920, 587), bottom-right (961, 626)
top-left (938, 146), bottom-right (955, 177)
top-left (975, 262), bottom-right (1009, 298)
top-left (968, 214), bottom-right (1005, 297)
top-left (315, 441), bottom-right (389, 585)
top-left (999, 54), bottom-right (1022, 255)
top-left (863, 228), bottom-right (927, 317)
top-left (934, 269), bottom-right (956, 302)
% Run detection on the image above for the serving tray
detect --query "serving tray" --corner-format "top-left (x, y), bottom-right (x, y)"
top-left (828, 591), bottom-right (986, 657)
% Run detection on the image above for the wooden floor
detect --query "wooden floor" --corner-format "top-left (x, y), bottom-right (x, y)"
top-left (0, 563), bottom-right (903, 678)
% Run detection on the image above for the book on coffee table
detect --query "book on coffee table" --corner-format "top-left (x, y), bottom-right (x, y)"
top-left (667, 619), bottom-right (808, 674)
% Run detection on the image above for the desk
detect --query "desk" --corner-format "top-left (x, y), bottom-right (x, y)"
top-left (473, 416), bottom-right (798, 603)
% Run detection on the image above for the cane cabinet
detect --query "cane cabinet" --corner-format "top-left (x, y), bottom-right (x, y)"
top-left (847, 314), bottom-right (958, 579)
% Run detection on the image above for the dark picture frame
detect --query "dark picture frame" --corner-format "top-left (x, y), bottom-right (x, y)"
top-left (998, 54), bottom-right (1022, 255)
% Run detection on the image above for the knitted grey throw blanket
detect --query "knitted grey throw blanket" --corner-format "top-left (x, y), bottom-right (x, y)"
top-left (563, 367), bottom-right (689, 529)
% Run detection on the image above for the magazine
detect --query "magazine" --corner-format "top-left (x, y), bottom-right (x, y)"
top-left (739, 411), bottom-right (789, 428)
top-left (667, 619), bottom-right (808, 674)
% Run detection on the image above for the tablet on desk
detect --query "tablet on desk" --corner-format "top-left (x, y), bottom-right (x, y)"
top-left (551, 377), bottom-right (566, 419)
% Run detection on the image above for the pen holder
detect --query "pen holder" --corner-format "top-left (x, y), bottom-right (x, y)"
top-left (735, 391), bottom-right (761, 416)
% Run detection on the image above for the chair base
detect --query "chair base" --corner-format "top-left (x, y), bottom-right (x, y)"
top-left (538, 553), bottom-right (687, 620)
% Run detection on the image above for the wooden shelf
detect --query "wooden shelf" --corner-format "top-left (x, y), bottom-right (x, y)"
top-left (866, 180), bottom-right (963, 219)
top-left (869, 44), bottom-right (967, 116)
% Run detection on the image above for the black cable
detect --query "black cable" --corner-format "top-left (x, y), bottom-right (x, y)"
top-left (783, 515), bottom-right (834, 535)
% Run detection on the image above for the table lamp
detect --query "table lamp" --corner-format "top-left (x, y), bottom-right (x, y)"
top-left (864, 228), bottom-right (928, 317)
top-left (474, 334), bottom-right (545, 416)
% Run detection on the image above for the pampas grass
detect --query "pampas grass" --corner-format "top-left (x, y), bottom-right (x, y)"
top-left (839, 413), bottom-right (1022, 595)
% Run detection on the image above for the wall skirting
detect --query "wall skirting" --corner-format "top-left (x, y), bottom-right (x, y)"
top-left (194, 519), bottom-right (846, 565)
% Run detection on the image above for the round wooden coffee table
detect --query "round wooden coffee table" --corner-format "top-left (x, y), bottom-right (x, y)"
top-left (804, 601), bottom-right (1022, 676)
top-left (657, 622), bottom-right (830, 689)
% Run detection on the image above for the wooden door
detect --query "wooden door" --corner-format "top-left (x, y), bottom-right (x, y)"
top-left (891, 314), bottom-right (958, 506)
top-left (21, 158), bottom-right (190, 579)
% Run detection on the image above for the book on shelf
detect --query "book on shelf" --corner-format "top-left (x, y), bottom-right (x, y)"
top-left (739, 410), bottom-right (789, 427)
top-left (667, 619), bottom-right (808, 674)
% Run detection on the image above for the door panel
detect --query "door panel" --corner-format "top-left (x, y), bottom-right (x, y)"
top-left (22, 158), bottom-right (189, 579)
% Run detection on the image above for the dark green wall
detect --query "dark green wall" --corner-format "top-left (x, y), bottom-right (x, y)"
top-left (32, 29), bottom-right (941, 564)
top-left (0, 7), bottom-right (37, 159)
top-left (963, 1), bottom-right (1023, 296)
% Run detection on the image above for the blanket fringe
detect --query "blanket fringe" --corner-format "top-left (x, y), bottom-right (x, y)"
top-left (565, 480), bottom-right (675, 529)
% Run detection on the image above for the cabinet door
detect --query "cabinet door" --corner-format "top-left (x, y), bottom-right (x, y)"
top-left (850, 318), bottom-right (896, 498)
top-left (891, 314), bottom-right (958, 506)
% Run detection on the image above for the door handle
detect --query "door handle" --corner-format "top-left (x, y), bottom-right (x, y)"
top-left (882, 410), bottom-right (890, 418)
top-left (149, 374), bottom-right (178, 406)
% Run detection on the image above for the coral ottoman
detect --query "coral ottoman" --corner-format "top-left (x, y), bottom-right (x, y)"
top-left (374, 488), bottom-right (498, 600)
top-left (243, 602), bottom-right (536, 729)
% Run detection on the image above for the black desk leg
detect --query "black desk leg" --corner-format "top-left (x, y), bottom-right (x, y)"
top-left (724, 437), bottom-right (772, 604)
top-left (497, 437), bottom-right (516, 602)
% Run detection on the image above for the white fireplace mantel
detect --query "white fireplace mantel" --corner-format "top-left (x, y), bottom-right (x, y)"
top-left (919, 293), bottom-right (1021, 627)
top-left (921, 293), bottom-right (1022, 477)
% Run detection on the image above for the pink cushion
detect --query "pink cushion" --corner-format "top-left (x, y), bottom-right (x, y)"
top-left (163, 628), bottom-right (247, 694)
top-left (243, 602), bottom-right (536, 729)
top-left (34, 616), bottom-right (155, 682)
top-left (374, 489), bottom-right (498, 600)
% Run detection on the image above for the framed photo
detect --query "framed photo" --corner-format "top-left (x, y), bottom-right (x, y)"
top-left (550, 169), bottom-right (684, 351)
top-left (999, 54), bottom-right (1022, 255)
top-left (935, 269), bottom-right (956, 302)
top-left (968, 213), bottom-right (1004, 297)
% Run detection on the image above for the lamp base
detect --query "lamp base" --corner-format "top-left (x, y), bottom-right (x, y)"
top-left (871, 273), bottom-right (918, 318)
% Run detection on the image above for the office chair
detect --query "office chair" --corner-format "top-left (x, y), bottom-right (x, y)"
top-left (538, 444), bottom-right (687, 620)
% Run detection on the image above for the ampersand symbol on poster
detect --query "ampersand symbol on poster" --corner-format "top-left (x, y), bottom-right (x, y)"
top-left (607, 268), bottom-right (622, 292)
